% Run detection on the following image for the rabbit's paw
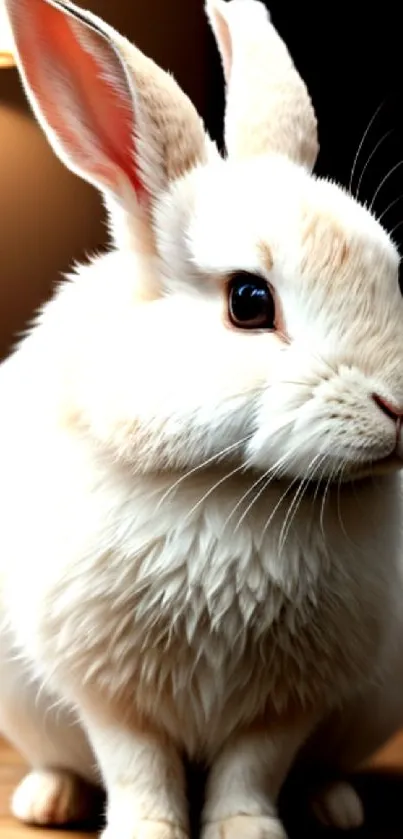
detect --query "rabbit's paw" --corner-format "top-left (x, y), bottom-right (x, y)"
top-left (310, 781), bottom-right (364, 830)
top-left (102, 820), bottom-right (189, 839)
top-left (11, 769), bottom-right (92, 825)
top-left (203, 815), bottom-right (287, 839)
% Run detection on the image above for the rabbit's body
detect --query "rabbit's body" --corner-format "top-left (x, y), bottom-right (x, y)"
top-left (1, 410), bottom-right (403, 827)
top-left (0, 385), bottom-right (399, 753)
top-left (3, 0), bottom-right (403, 836)
top-left (0, 307), bottom-right (402, 762)
top-left (0, 246), bottom-right (400, 755)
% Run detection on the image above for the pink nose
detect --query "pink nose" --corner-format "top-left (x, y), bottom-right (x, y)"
top-left (373, 393), bottom-right (403, 421)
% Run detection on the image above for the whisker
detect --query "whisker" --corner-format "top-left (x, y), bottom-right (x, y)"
top-left (319, 462), bottom-right (339, 539)
top-left (377, 194), bottom-right (403, 224)
top-left (355, 130), bottom-right (392, 201)
top-left (388, 218), bottom-right (403, 239)
top-left (277, 478), bottom-right (302, 556)
top-left (370, 159), bottom-right (403, 211)
top-left (320, 468), bottom-right (336, 541)
top-left (229, 467), bottom-right (272, 534)
top-left (156, 433), bottom-right (252, 509)
top-left (312, 455), bottom-right (330, 504)
top-left (262, 474), bottom-right (301, 540)
top-left (279, 479), bottom-right (306, 556)
top-left (336, 459), bottom-right (357, 548)
top-left (348, 101), bottom-right (384, 195)
top-left (183, 462), bottom-right (246, 523)
top-left (232, 454), bottom-right (295, 534)
top-left (229, 448), bottom-right (303, 541)
top-left (226, 443), bottom-right (300, 533)
top-left (278, 453), bottom-right (324, 556)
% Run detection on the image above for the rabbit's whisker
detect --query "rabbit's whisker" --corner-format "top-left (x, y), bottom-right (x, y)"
top-left (156, 433), bottom-right (252, 508)
top-left (230, 442), bottom-right (305, 534)
top-left (278, 453), bottom-right (326, 555)
top-left (183, 462), bottom-right (247, 523)
top-left (230, 464), bottom-right (288, 535)
top-left (355, 130), bottom-right (392, 201)
top-left (311, 457), bottom-right (328, 503)
top-left (226, 467), bottom-right (271, 534)
top-left (388, 218), bottom-right (403, 239)
top-left (319, 461), bottom-right (339, 540)
top-left (336, 456), bottom-right (357, 549)
top-left (348, 101), bottom-right (384, 195)
top-left (377, 194), bottom-right (403, 224)
top-left (262, 472), bottom-right (301, 539)
top-left (370, 159), bottom-right (403, 211)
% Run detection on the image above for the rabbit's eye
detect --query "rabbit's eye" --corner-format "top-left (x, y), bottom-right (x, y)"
top-left (228, 272), bottom-right (276, 330)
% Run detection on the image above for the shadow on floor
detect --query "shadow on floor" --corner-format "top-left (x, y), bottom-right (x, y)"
top-left (281, 768), bottom-right (403, 838)
top-left (51, 766), bottom-right (403, 836)
top-left (187, 764), bottom-right (403, 838)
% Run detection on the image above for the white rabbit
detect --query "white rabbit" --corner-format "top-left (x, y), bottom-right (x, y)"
top-left (1, 0), bottom-right (403, 836)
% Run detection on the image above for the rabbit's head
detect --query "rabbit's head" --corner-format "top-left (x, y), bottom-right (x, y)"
top-left (6, 0), bottom-right (403, 482)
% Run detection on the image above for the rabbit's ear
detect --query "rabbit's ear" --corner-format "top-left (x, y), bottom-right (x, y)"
top-left (5, 0), bottom-right (209, 207)
top-left (205, 0), bottom-right (318, 170)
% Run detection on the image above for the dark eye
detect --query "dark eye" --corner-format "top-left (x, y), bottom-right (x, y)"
top-left (228, 272), bottom-right (276, 330)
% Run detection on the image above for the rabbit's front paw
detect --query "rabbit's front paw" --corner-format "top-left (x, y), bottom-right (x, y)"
top-left (203, 815), bottom-right (287, 839)
top-left (11, 769), bottom-right (94, 825)
top-left (310, 781), bottom-right (364, 830)
top-left (102, 820), bottom-right (189, 839)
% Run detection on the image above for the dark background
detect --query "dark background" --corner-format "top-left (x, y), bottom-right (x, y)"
top-left (1, 1), bottom-right (403, 360)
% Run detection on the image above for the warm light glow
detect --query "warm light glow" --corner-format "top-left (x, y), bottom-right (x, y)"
top-left (0, 2), bottom-right (15, 68)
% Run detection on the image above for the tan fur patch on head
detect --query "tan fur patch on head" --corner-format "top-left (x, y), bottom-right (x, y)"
top-left (300, 210), bottom-right (352, 285)
top-left (257, 241), bottom-right (274, 273)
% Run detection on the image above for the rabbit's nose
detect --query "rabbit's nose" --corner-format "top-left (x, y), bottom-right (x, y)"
top-left (372, 393), bottom-right (403, 422)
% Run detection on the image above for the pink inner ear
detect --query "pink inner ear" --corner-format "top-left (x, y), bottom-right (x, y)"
top-left (13, 0), bottom-right (147, 200)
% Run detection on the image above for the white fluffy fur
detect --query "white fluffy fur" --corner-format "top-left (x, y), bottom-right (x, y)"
top-left (2, 0), bottom-right (403, 837)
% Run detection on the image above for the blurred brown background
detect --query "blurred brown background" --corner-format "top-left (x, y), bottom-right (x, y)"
top-left (0, 0), bottom-right (213, 361)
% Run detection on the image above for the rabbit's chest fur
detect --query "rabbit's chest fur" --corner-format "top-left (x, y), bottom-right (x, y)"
top-left (2, 427), bottom-right (400, 759)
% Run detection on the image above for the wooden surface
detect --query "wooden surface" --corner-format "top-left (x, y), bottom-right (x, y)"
top-left (1, 735), bottom-right (403, 837)
top-left (0, 738), bottom-right (96, 838)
